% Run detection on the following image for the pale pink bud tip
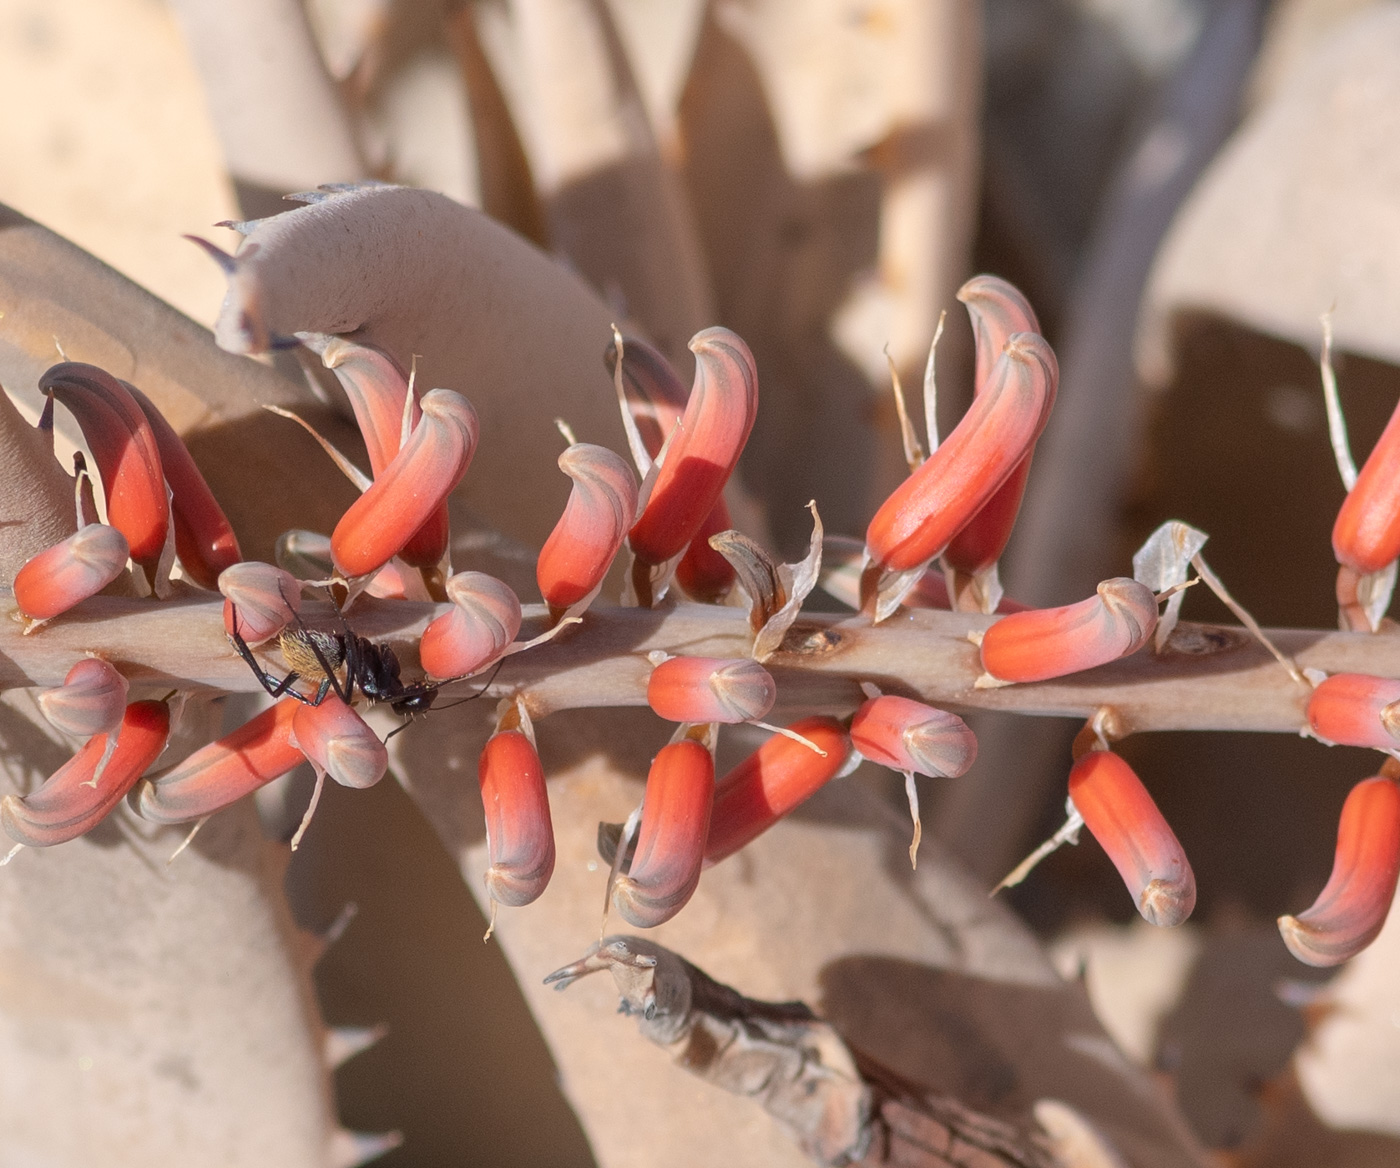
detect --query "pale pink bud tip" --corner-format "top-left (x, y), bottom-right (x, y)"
top-left (849, 696), bottom-right (977, 778)
top-left (1069, 751), bottom-right (1195, 927)
top-left (219, 561), bottom-right (302, 644)
top-left (331, 388), bottom-right (478, 579)
top-left (137, 699), bottom-right (305, 824)
top-left (292, 697), bottom-right (387, 790)
top-left (646, 657), bottom-right (777, 725)
top-left (980, 578), bottom-right (1158, 684)
top-left (866, 333), bottom-right (1057, 573)
top-left (14, 524), bottom-right (129, 622)
top-left (419, 572), bottom-right (522, 679)
top-left (1279, 776), bottom-right (1400, 967)
top-left (479, 730), bottom-right (555, 907)
top-left (2, 700), bottom-right (170, 848)
top-left (37, 658), bottom-right (129, 738)
top-left (628, 328), bottom-right (758, 567)
top-left (614, 740), bottom-right (715, 927)
top-left (1306, 673), bottom-right (1400, 750)
top-left (705, 717), bottom-right (852, 865)
top-left (537, 444), bottom-right (638, 616)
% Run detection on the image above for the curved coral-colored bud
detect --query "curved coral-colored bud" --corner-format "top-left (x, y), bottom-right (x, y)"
top-left (1278, 776), bottom-right (1400, 967)
top-left (40, 363), bottom-right (169, 573)
top-left (705, 717), bottom-right (851, 865)
top-left (959, 275), bottom-right (1041, 394)
top-left (137, 698), bottom-right (304, 823)
top-left (628, 328), bottom-right (759, 566)
top-left (14, 524), bottom-right (129, 623)
top-left (291, 697), bottom-right (387, 789)
top-left (419, 572), bottom-right (522, 679)
top-left (1068, 750), bottom-right (1196, 927)
top-left (479, 729), bottom-right (555, 907)
top-left (124, 382), bottom-right (241, 589)
top-left (850, 697), bottom-right (977, 778)
top-left (320, 338), bottom-right (450, 570)
top-left (1, 700), bottom-right (169, 847)
top-left (537, 443), bottom-right (638, 617)
top-left (866, 334), bottom-right (1057, 573)
top-left (646, 657), bottom-right (776, 725)
top-left (1333, 394), bottom-right (1400, 575)
top-left (37, 658), bottom-right (129, 739)
top-left (331, 388), bottom-right (478, 579)
top-left (613, 739), bottom-right (715, 927)
top-left (219, 561), bottom-right (302, 644)
top-left (980, 578), bottom-right (1158, 684)
top-left (1306, 673), bottom-right (1400, 749)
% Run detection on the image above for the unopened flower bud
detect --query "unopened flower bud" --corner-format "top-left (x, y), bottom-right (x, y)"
top-left (419, 572), bottom-right (522, 679)
top-left (1306, 673), bottom-right (1400, 749)
top-left (1278, 775), bottom-right (1400, 966)
top-left (537, 443), bottom-right (637, 618)
top-left (479, 727), bottom-right (555, 908)
top-left (37, 658), bottom-right (129, 739)
top-left (980, 578), bottom-right (1157, 684)
top-left (14, 524), bottom-right (129, 625)
top-left (850, 696), bottom-right (977, 778)
top-left (1068, 750), bottom-right (1195, 927)
top-left (292, 697), bottom-right (387, 789)
top-left (219, 561), bottom-right (302, 644)
top-left (647, 657), bottom-right (776, 725)
top-left (1333, 393), bottom-right (1400, 575)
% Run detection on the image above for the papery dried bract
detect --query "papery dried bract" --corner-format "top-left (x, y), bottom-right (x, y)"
top-left (1133, 520), bottom-right (1209, 650)
top-left (14, 524), bottom-right (129, 624)
top-left (124, 381), bottom-right (241, 589)
top-left (1278, 775), bottom-right (1400, 966)
top-left (37, 658), bottom-right (129, 739)
top-left (2, 700), bottom-right (169, 847)
top-left (705, 717), bottom-right (851, 865)
top-left (628, 328), bottom-right (758, 567)
top-left (219, 561), bottom-right (302, 644)
top-left (137, 698), bottom-right (305, 823)
top-left (1068, 751), bottom-right (1195, 927)
top-left (849, 696), bottom-right (977, 778)
top-left (865, 333), bottom-right (1057, 575)
top-left (479, 726), bottom-right (555, 908)
top-left (980, 578), bottom-right (1158, 684)
top-left (647, 657), bottom-right (776, 725)
top-left (537, 443), bottom-right (637, 618)
top-left (419, 572), bottom-right (522, 678)
top-left (613, 739), bottom-right (715, 927)
top-left (40, 363), bottom-right (170, 576)
top-left (1306, 673), bottom-right (1400, 749)
top-left (331, 388), bottom-right (478, 578)
top-left (292, 697), bottom-right (387, 790)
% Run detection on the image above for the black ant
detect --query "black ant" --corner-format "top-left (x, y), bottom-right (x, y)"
top-left (228, 589), bottom-right (495, 723)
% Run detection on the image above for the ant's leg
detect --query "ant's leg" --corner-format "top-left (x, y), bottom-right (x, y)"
top-left (228, 603), bottom-right (313, 703)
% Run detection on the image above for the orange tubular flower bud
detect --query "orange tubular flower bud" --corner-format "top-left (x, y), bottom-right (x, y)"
top-left (37, 658), bottom-right (129, 739)
top-left (1068, 750), bottom-right (1196, 927)
top-left (14, 524), bottom-right (130, 624)
top-left (1278, 776), bottom-right (1400, 967)
top-left (137, 698), bottom-right (304, 823)
top-left (39, 364), bottom-right (170, 575)
top-left (627, 328), bottom-right (758, 567)
top-left (942, 277), bottom-right (1048, 579)
top-left (292, 697), bottom-right (387, 790)
top-left (1, 700), bottom-right (170, 848)
top-left (866, 334), bottom-right (1057, 573)
top-left (479, 728), bottom-right (555, 908)
top-left (419, 572), bottom-right (522, 679)
top-left (320, 338), bottom-right (450, 570)
top-left (849, 696), bottom-right (978, 778)
top-left (1306, 673), bottom-right (1400, 750)
top-left (219, 561), bottom-right (302, 644)
top-left (704, 717), bottom-right (852, 865)
top-left (980, 578), bottom-right (1158, 684)
top-left (124, 382), bottom-right (241, 589)
top-left (1333, 394), bottom-right (1400, 575)
top-left (331, 388), bottom-right (478, 579)
top-left (537, 443), bottom-right (638, 618)
top-left (613, 739), bottom-right (715, 927)
top-left (646, 657), bottom-right (777, 725)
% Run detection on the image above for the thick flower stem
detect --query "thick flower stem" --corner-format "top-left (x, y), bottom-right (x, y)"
top-left (4, 591), bottom-right (1398, 735)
